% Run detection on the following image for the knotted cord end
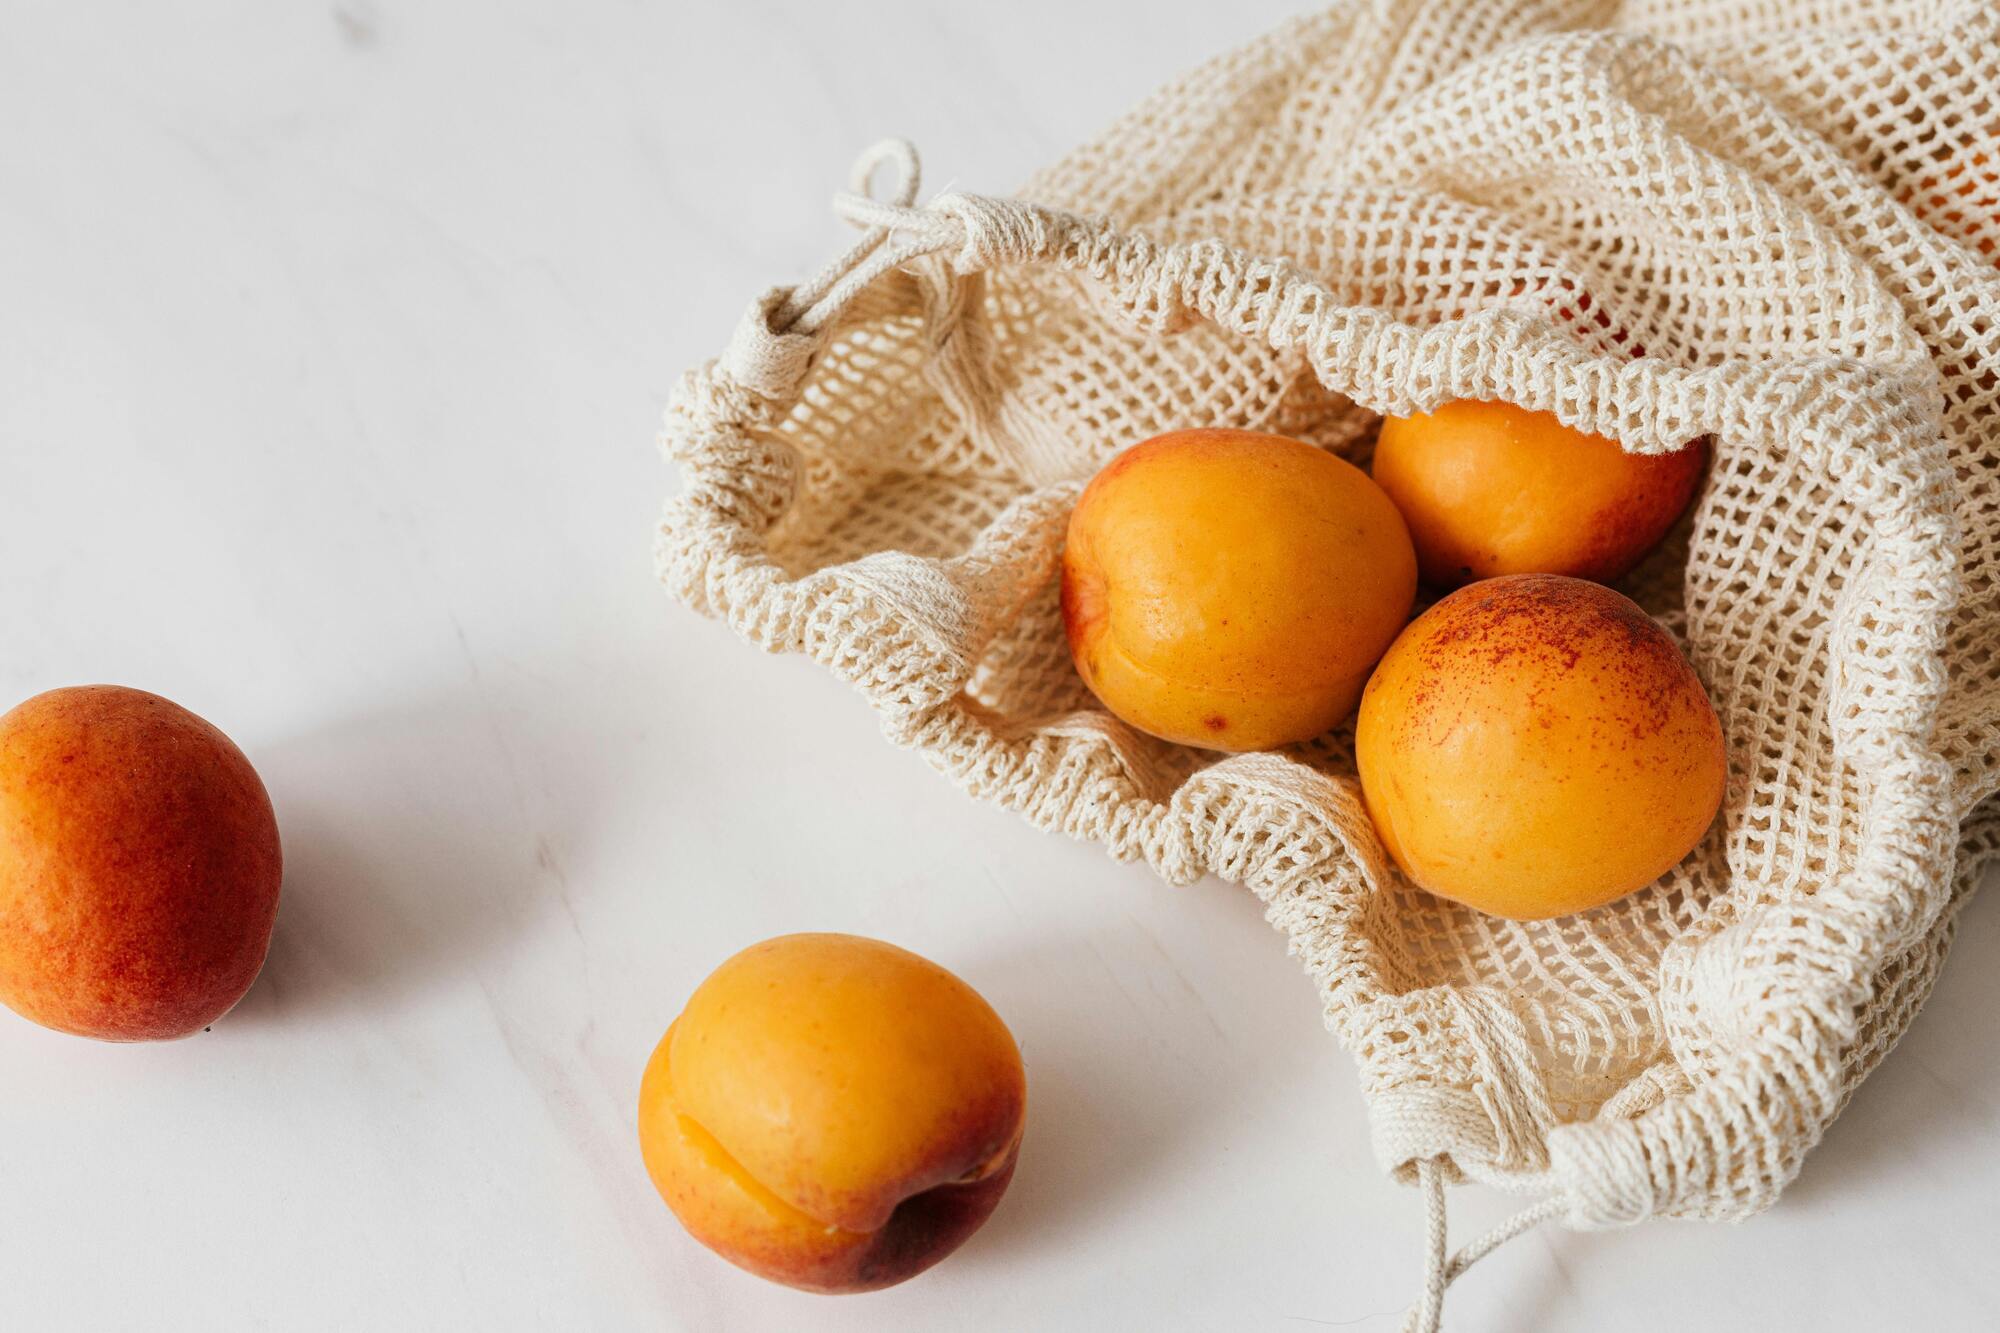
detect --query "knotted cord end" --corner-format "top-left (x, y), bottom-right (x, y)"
top-left (794, 140), bottom-right (1060, 336)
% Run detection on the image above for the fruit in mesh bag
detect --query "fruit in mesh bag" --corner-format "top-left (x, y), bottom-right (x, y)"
top-left (1371, 399), bottom-right (1705, 588)
top-left (1904, 152), bottom-right (1996, 260)
top-left (1355, 574), bottom-right (1726, 920)
top-left (1062, 428), bottom-right (1417, 751)
top-left (638, 933), bottom-right (1025, 1293)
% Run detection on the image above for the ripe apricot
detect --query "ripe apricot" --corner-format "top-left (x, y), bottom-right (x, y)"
top-left (1906, 152), bottom-right (1995, 260)
top-left (1061, 428), bottom-right (1417, 751)
top-left (637, 933), bottom-right (1025, 1293)
top-left (1355, 575), bottom-right (1725, 920)
top-left (0, 686), bottom-right (283, 1041)
top-left (1371, 400), bottom-right (1705, 587)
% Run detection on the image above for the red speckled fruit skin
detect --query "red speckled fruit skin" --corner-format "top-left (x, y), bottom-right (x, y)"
top-left (1356, 575), bottom-right (1725, 919)
top-left (0, 686), bottom-right (282, 1041)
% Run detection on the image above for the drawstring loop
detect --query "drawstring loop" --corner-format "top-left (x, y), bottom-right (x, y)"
top-left (773, 138), bottom-right (965, 335)
top-left (768, 138), bottom-right (1059, 339)
top-left (717, 139), bottom-right (1063, 404)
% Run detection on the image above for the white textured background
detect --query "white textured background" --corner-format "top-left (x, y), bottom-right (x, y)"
top-left (1, 3), bottom-right (1993, 1329)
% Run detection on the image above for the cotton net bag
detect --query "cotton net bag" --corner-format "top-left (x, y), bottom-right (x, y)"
top-left (656, 0), bottom-right (2000, 1323)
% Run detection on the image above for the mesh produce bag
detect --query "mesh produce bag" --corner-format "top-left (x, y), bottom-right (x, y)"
top-left (656, 0), bottom-right (2000, 1323)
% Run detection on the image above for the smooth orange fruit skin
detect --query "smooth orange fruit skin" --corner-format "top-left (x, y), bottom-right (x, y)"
top-left (1061, 428), bottom-right (1417, 751)
top-left (0, 686), bottom-right (282, 1041)
top-left (1371, 400), bottom-right (1706, 587)
top-left (1355, 575), bottom-right (1726, 920)
top-left (637, 933), bottom-right (1025, 1294)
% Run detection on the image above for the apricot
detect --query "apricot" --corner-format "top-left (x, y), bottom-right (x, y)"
top-left (1061, 428), bottom-right (1417, 751)
top-left (0, 686), bottom-right (282, 1041)
top-left (637, 933), bottom-right (1025, 1293)
top-left (1907, 152), bottom-right (1995, 260)
top-left (1371, 400), bottom-right (1705, 587)
top-left (1355, 575), bottom-right (1725, 920)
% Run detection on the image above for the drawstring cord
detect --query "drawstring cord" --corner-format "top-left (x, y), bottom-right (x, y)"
top-left (773, 138), bottom-right (965, 335)
top-left (1402, 1160), bottom-right (1568, 1333)
top-left (767, 138), bottom-right (1056, 339)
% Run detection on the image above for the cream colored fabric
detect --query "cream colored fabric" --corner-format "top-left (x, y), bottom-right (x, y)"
top-left (658, 0), bottom-right (2000, 1244)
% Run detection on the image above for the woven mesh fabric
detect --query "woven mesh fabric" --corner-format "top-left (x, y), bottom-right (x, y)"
top-left (657, 0), bottom-right (2000, 1226)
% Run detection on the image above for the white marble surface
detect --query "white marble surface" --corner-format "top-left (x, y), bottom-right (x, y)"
top-left (2, 3), bottom-right (1994, 1329)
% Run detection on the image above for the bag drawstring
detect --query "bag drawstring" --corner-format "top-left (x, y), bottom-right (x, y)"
top-left (770, 138), bottom-right (1058, 339)
top-left (1401, 1159), bottom-right (1568, 1333)
top-left (773, 138), bottom-right (961, 336)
